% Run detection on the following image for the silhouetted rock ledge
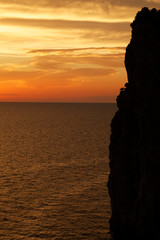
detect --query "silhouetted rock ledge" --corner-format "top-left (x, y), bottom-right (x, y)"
top-left (108, 7), bottom-right (160, 240)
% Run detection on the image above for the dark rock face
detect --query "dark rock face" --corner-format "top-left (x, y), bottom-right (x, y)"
top-left (108, 8), bottom-right (160, 240)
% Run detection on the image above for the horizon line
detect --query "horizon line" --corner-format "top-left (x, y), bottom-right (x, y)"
top-left (0, 101), bottom-right (116, 104)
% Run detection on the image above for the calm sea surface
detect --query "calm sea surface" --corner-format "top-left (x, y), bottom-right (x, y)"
top-left (0, 103), bottom-right (117, 240)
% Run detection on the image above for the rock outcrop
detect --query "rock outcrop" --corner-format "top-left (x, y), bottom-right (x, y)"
top-left (108, 7), bottom-right (160, 240)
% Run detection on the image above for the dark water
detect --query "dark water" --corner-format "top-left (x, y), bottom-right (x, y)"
top-left (0, 103), bottom-right (116, 240)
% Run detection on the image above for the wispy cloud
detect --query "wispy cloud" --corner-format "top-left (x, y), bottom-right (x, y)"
top-left (28, 47), bottom-right (125, 72)
top-left (0, 0), bottom-right (159, 8)
top-left (106, 0), bottom-right (160, 7)
top-left (28, 47), bottom-right (125, 55)
top-left (2, 0), bottom-right (152, 102)
top-left (0, 18), bottom-right (130, 31)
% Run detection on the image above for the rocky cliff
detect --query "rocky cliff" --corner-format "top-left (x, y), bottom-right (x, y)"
top-left (108, 7), bottom-right (160, 240)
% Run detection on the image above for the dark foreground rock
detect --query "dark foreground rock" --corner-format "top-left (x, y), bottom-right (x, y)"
top-left (108, 7), bottom-right (160, 240)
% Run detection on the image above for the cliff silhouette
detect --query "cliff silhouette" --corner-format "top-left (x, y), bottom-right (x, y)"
top-left (108, 8), bottom-right (160, 240)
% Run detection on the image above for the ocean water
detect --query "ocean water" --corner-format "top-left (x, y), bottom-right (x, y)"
top-left (0, 103), bottom-right (117, 240)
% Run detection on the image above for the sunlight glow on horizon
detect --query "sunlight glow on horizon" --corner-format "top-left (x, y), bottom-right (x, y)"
top-left (0, 0), bottom-right (159, 102)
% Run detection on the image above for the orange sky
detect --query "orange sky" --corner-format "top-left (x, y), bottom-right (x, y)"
top-left (0, 0), bottom-right (159, 102)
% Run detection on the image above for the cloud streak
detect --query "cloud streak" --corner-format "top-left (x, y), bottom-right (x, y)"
top-left (28, 47), bottom-right (125, 55)
top-left (0, 17), bottom-right (130, 31)
top-left (2, 0), bottom-right (155, 102)
top-left (0, 0), bottom-right (159, 8)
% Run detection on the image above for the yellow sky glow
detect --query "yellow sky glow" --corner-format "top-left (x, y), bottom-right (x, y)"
top-left (0, 0), bottom-right (159, 102)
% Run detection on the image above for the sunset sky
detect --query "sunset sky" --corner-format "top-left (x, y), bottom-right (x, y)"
top-left (0, 0), bottom-right (160, 102)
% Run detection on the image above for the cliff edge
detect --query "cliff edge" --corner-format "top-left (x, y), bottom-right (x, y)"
top-left (108, 7), bottom-right (160, 240)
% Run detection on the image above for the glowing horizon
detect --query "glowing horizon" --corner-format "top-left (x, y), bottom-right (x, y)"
top-left (0, 0), bottom-right (159, 102)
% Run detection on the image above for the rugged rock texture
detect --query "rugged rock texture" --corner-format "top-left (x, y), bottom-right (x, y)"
top-left (108, 8), bottom-right (160, 240)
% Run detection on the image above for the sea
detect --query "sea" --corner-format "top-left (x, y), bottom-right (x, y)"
top-left (0, 103), bottom-right (117, 240)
